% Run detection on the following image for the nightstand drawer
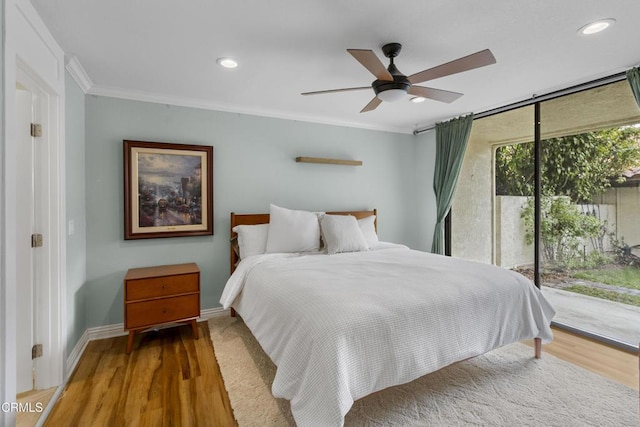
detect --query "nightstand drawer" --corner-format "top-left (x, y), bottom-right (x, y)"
top-left (126, 273), bottom-right (199, 301)
top-left (126, 294), bottom-right (199, 329)
top-left (124, 263), bottom-right (200, 353)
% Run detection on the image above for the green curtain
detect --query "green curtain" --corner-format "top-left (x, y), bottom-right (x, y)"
top-left (431, 114), bottom-right (474, 254)
top-left (627, 67), bottom-right (640, 108)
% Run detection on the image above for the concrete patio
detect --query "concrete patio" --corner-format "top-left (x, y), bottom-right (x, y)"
top-left (541, 286), bottom-right (640, 346)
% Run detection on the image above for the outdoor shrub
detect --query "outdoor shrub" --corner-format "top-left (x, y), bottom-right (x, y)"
top-left (609, 233), bottom-right (640, 268)
top-left (522, 196), bottom-right (604, 267)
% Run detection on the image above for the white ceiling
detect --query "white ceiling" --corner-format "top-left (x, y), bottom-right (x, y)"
top-left (30, 0), bottom-right (640, 134)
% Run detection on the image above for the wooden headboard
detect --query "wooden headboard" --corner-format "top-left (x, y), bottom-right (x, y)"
top-left (229, 209), bottom-right (377, 274)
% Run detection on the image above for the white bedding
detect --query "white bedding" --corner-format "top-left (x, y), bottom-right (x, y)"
top-left (220, 245), bottom-right (555, 427)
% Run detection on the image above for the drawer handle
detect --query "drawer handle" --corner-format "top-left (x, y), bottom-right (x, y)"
top-left (162, 284), bottom-right (167, 289)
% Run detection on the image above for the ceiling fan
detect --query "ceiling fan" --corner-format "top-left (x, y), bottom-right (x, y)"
top-left (301, 43), bottom-right (496, 113)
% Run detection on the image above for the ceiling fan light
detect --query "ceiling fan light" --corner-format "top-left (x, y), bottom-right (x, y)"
top-left (410, 96), bottom-right (426, 103)
top-left (377, 89), bottom-right (406, 103)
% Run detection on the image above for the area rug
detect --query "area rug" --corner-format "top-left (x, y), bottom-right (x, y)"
top-left (209, 316), bottom-right (638, 426)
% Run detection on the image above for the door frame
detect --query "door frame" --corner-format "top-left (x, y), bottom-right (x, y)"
top-left (15, 66), bottom-right (63, 391)
top-left (2, 0), bottom-right (66, 424)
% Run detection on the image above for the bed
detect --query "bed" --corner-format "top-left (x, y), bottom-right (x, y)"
top-left (220, 206), bottom-right (555, 427)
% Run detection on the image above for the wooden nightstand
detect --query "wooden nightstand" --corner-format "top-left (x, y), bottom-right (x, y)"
top-left (124, 263), bottom-right (200, 354)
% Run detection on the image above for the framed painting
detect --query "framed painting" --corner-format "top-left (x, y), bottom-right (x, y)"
top-left (124, 140), bottom-right (213, 239)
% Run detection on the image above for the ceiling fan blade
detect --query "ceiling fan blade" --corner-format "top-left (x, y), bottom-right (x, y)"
top-left (408, 49), bottom-right (496, 84)
top-left (301, 87), bottom-right (371, 96)
top-left (347, 49), bottom-right (394, 81)
top-left (408, 86), bottom-right (464, 103)
top-left (360, 97), bottom-right (382, 113)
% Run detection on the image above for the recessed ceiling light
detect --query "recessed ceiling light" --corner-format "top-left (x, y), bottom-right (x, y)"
top-left (578, 18), bottom-right (616, 35)
top-left (410, 96), bottom-right (426, 103)
top-left (217, 57), bottom-right (238, 69)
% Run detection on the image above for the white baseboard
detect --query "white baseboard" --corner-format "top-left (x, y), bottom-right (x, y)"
top-left (64, 323), bottom-right (127, 378)
top-left (35, 384), bottom-right (65, 427)
top-left (64, 307), bottom-right (230, 377)
top-left (201, 307), bottom-right (229, 319)
top-left (64, 330), bottom-right (88, 379)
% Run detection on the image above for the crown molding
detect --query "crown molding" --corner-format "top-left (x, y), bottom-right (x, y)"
top-left (65, 57), bottom-right (413, 134)
top-left (85, 84), bottom-right (414, 135)
top-left (65, 55), bottom-right (93, 93)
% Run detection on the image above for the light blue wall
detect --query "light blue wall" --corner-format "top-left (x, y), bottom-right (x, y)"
top-left (65, 72), bottom-right (87, 352)
top-left (84, 95), bottom-right (422, 327)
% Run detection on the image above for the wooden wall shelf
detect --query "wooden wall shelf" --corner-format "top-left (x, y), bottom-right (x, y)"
top-left (295, 157), bottom-right (362, 166)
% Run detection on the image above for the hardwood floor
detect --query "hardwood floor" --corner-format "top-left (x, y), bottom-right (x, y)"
top-left (524, 327), bottom-right (639, 390)
top-left (16, 387), bottom-right (56, 427)
top-left (44, 322), bottom-right (638, 426)
top-left (44, 322), bottom-right (236, 427)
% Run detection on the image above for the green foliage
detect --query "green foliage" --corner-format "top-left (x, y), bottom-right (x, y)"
top-left (563, 285), bottom-right (640, 307)
top-left (496, 127), bottom-right (640, 203)
top-left (562, 250), bottom-right (612, 270)
top-left (572, 266), bottom-right (640, 290)
top-left (521, 196), bottom-right (604, 265)
top-left (495, 143), bottom-right (535, 197)
top-left (608, 234), bottom-right (640, 267)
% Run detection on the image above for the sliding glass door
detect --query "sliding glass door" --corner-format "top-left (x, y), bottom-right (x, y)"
top-left (451, 78), bottom-right (640, 350)
top-left (539, 81), bottom-right (640, 347)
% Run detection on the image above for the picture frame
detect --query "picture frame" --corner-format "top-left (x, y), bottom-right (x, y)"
top-left (123, 140), bottom-right (213, 240)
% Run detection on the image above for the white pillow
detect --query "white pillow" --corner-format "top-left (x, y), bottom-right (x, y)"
top-left (232, 223), bottom-right (269, 259)
top-left (320, 214), bottom-right (369, 255)
top-left (358, 215), bottom-right (379, 245)
top-left (266, 204), bottom-right (321, 253)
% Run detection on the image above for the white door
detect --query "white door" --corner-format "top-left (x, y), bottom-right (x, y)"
top-left (15, 83), bottom-right (42, 393)
top-left (3, 3), bottom-right (66, 420)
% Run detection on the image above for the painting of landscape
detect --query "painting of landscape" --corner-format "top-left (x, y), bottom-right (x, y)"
top-left (137, 152), bottom-right (203, 227)
top-left (124, 140), bottom-right (213, 239)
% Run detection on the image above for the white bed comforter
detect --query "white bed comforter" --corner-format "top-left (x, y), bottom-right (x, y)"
top-left (220, 246), bottom-right (555, 427)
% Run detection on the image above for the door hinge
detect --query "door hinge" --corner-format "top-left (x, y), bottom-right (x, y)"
top-left (30, 123), bottom-right (42, 138)
top-left (32, 344), bottom-right (43, 359)
top-left (31, 233), bottom-right (43, 248)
